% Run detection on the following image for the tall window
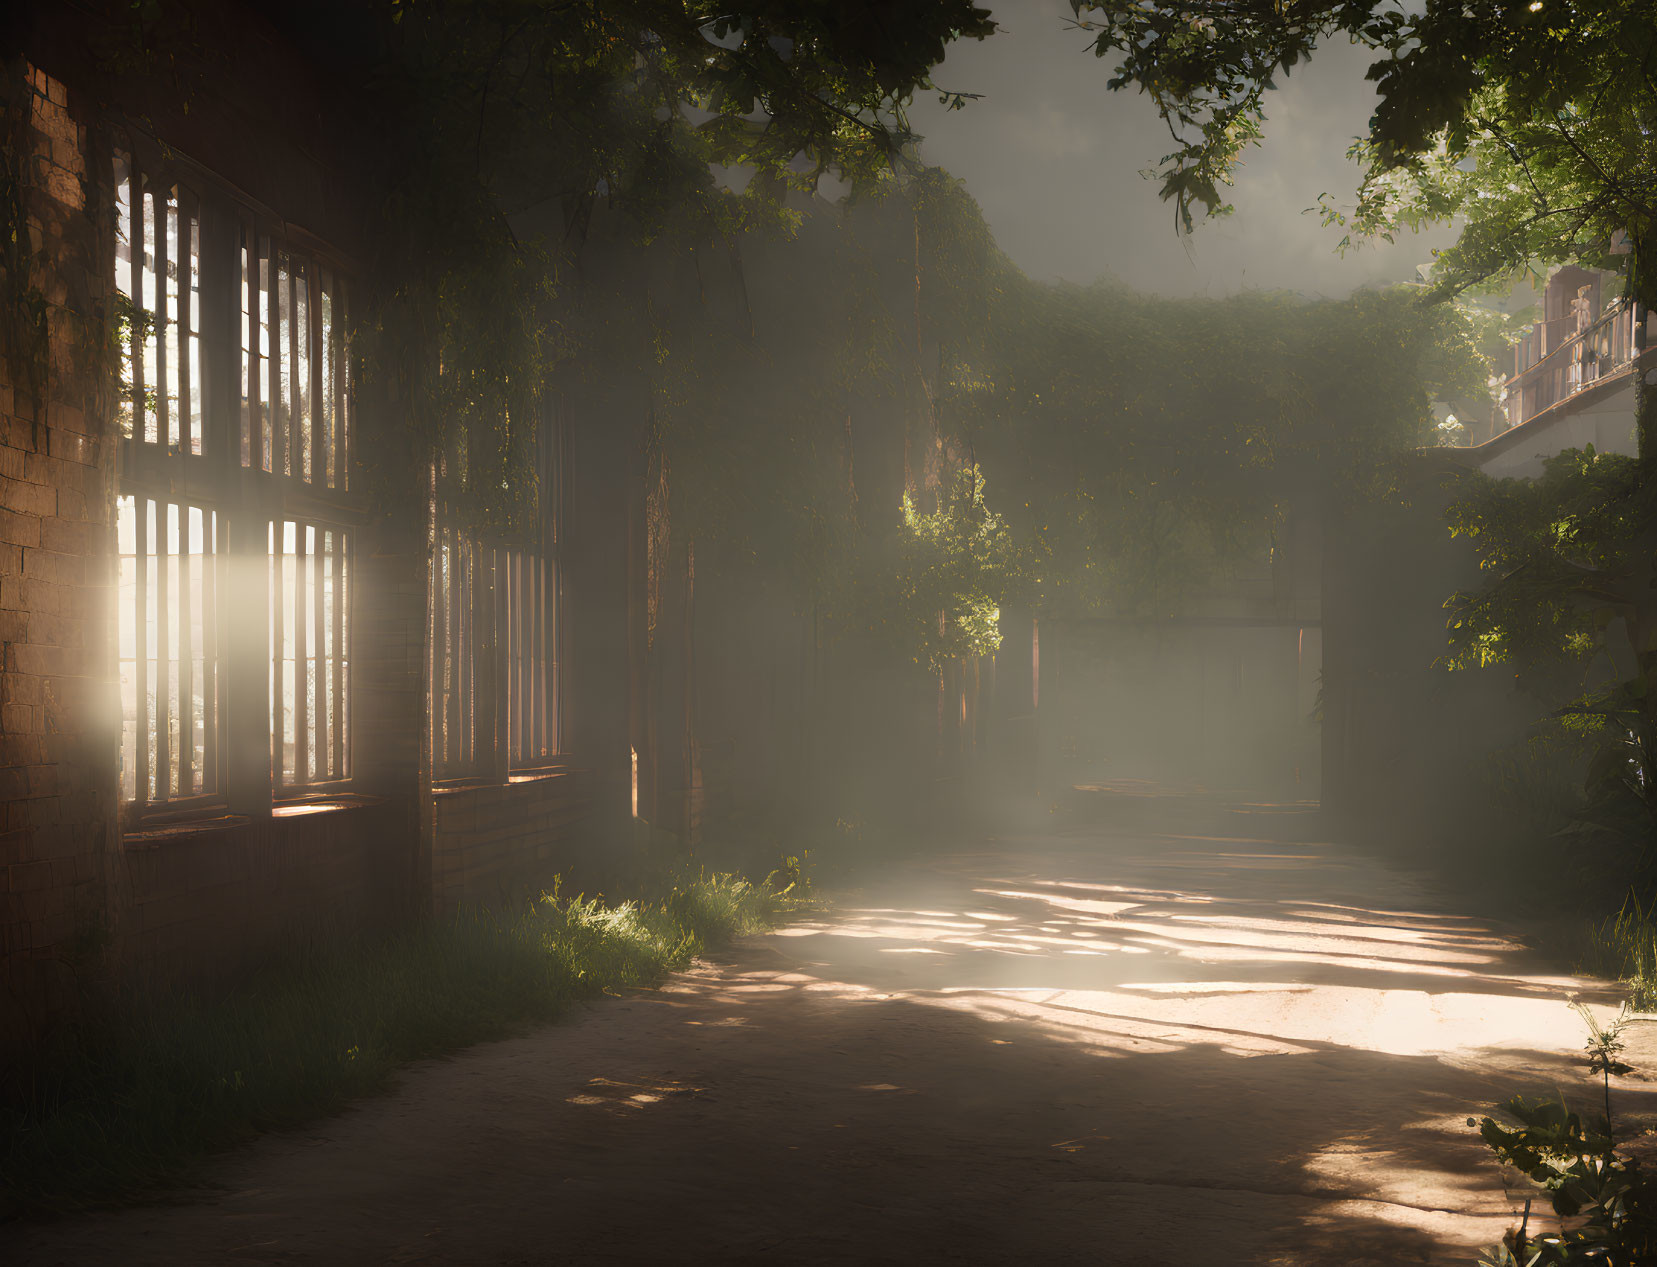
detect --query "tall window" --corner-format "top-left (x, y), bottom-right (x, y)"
top-left (430, 457), bottom-right (561, 783)
top-left (114, 133), bottom-right (359, 820)
top-left (245, 224), bottom-right (356, 793)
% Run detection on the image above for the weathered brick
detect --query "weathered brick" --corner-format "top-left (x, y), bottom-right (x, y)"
top-left (24, 823), bottom-right (71, 857)
top-left (0, 475), bottom-right (53, 517)
top-left (0, 506), bottom-right (40, 548)
top-left (23, 549), bottom-right (87, 587)
top-left (0, 830), bottom-right (29, 867)
top-left (0, 416), bottom-right (38, 453)
top-left (43, 693), bottom-right (95, 734)
top-left (8, 643), bottom-right (71, 677)
top-left (17, 579), bottom-right (73, 616)
top-left (28, 614), bottom-right (85, 649)
top-left (37, 516), bottom-right (88, 554)
top-left (37, 913), bottom-right (77, 952)
top-left (47, 400), bottom-right (88, 436)
top-left (8, 859), bottom-right (54, 892)
top-left (9, 798), bottom-right (60, 830)
top-left (1, 673), bottom-right (44, 707)
top-left (0, 734), bottom-right (44, 764)
top-left (47, 427), bottom-right (95, 466)
top-left (20, 453), bottom-right (52, 486)
top-left (35, 102), bottom-right (74, 146)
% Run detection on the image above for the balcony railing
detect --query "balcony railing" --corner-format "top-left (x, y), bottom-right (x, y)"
top-left (1503, 299), bottom-right (1640, 430)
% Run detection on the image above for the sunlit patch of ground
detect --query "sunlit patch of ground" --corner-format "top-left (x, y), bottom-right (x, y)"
top-left (680, 826), bottom-right (1642, 1257)
top-left (9, 814), bottom-right (1649, 1265)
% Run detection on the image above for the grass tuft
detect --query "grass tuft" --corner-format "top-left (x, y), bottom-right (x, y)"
top-left (1577, 891), bottom-right (1657, 1011)
top-left (1, 871), bottom-right (777, 1217)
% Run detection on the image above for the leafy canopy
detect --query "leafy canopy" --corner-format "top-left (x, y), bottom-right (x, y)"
top-left (1068, 0), bottom-right (1657, 303)
top-left (1443, 447), bottom-right (1655, 678)
top-left (232, 0), bottom-right (999, 529)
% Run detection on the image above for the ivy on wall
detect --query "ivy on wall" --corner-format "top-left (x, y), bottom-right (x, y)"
top-left (0, 59), bottom-right (50, 417)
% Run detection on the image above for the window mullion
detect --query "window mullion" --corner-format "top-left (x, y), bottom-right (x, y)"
top-left (270, 521), bottom-right (283, 790)
top-left (310, 265), bottom-right (324, 487)
top-left (203, 510), bottom-right (219, 793)
top-left (155, 499), bottom-right (171, 799)
top-left (448, 523), bottom-right (462, 771)
top-left (178, 504), bottom-right (193, 795)
top-left (135, 496), bottom-right (150, 804)
top-left (294, 521), bottom-right (309, 788)
top-left (313, 524), bottom-right (326, 780)
top-left (333, 528), bottom-right (345, 778)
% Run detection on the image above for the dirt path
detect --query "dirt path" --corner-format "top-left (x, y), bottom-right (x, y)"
top-left (10, 805), bottom-right (1653, 1265)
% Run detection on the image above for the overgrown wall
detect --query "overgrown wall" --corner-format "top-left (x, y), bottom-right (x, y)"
top-left (0, 62), bottom-right (121, 1050)
top-left (430, 770), bottom-right (595, 912)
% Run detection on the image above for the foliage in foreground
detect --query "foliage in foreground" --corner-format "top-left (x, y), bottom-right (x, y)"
top-left (0, 872), bottom-right (777, 1216)
top-left (1444, 448), bottom-right (1657, 874)
top-left (1579, 896), bottom-right (1657, 1013)
top-left (1474, 1003), bottom-right (1657, 1264)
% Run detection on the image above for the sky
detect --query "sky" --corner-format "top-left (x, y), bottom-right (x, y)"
top-left (906, 0), bottom-right (1457, 299)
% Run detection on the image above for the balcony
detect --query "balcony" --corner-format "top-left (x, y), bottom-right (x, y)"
top-left (1503, 298), bottom-right (1640, 431)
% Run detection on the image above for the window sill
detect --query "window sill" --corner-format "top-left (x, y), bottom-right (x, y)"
top-left (431, 764), bottom-right (581, 796)
top-left (121, 794), bottom-right (382, 846)
top-left (272, 791), bottom-right (383, 818)
top-left (123, 813), bottom-right (249, 849)
top-left (508, 763), bottom-right (581, 785)
top-left (431, 775), bottom-right (500, 796)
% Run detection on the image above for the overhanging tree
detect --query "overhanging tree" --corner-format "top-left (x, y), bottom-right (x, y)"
top-left (61, 0), bottom-right (999, 529)
top-left (1068, 0), bottom-right (1657, 448)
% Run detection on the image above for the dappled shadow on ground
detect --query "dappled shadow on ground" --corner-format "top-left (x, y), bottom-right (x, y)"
top-left (7, 809), bottom-right (1649, 1265)
top-left (705, 818), bottom-right (1647, 1261)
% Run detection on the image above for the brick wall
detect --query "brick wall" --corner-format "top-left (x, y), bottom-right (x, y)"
top-left (0, 59), bottom-right (433, 1052)
top-left (0, 40), bottom-right (634, 1061)
top-left (0, 63), bottom-right (122, 1050)
top-left (430, 770), bottom-right (595, 912)
top-left (119, 803), bottom-right (408, 986)
top-left (352, 510), bottom-right (430, 904)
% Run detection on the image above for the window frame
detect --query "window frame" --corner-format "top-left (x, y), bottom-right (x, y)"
top-left (111, 127), bottom-right (365, 827)
top-left (428, 408), bottom-right (565, 788)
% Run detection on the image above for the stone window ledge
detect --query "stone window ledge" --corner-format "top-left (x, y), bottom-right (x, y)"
top-left (121, 793), bottom-right (381, 846)
top-left (271, 792), bottom-right (383, 819)
top-left (432, 763), bottom-right (581, 796)
top-left (122, 811), bottom-right (247, 848)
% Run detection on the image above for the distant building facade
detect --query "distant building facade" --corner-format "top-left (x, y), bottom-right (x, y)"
top-left (1470, 264), bottom-right (1649, 477)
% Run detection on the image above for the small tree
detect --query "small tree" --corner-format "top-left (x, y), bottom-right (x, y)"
top-left (1444, 447), bottom-right (1657, 860)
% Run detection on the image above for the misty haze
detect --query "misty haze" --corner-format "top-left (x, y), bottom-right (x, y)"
top-left (3, 1), bottom-right (1657, 1263)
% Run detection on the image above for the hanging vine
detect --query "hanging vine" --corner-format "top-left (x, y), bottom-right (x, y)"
top-left (0, 58), bottom-right (49, 420)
